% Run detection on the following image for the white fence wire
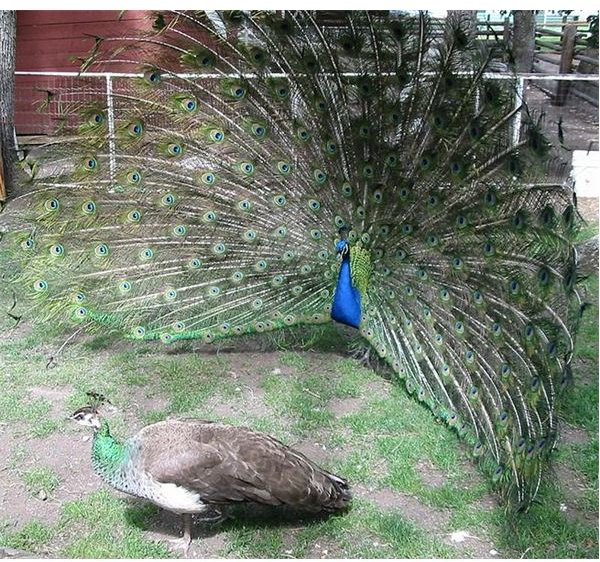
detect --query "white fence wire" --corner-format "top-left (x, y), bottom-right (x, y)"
top-left (14, 70), bottom-right (600, 176)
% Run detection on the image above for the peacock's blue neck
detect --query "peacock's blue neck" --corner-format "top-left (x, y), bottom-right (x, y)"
top-left (331, 253), bottom-right (362, 328)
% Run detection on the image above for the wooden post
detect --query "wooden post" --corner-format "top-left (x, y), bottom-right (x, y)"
top-left (554, 24), bottom-right (577, 106)
top-left (503, 17), bottom-right (510, 46)
top-left (0, 142), bottom-right (5, 202)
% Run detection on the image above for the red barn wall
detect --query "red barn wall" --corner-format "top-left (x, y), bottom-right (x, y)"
top-left (15, 10), bottom-right (151, 135)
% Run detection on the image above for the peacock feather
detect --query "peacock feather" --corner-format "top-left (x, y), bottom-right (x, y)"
top-left (2, 10), bottom-right (581, 511)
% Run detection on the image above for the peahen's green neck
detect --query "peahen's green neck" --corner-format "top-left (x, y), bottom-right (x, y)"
top-left (91, 421), bottom-right (127, 480)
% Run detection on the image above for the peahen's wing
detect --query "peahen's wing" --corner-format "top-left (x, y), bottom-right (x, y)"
top-left (3, 11), bottom-right (579, 510)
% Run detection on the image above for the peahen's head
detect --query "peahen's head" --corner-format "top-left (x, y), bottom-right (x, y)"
top-left (70, 406), bottom-right (102, 431)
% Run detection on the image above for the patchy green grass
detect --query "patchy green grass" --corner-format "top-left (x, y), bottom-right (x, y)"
top-left (22, 468), bottom-right (60, 498)
top-left (0, 240), bottom-right (597, 559)
top-left (0, 521), bottom-right (55, 553)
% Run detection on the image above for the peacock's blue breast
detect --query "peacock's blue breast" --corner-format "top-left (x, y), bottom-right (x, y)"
top-left (331, 259), bottom-right (362, 328)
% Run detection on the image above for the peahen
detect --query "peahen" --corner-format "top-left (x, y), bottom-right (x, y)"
top-left (69, 405), bottom-right (351, 554)
top-left (2, 10), bottom-right (581, 511)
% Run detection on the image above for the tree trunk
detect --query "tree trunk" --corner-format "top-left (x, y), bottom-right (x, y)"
top-left (447, 10), bottom-right (478, 41)
top-left (512, 10), bottom-right (536, 72)
top-left (0, 10), bottom-right (17, 201)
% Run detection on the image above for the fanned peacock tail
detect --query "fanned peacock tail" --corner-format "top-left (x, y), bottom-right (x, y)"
top-left (2, 10), bottom-right (581, 510)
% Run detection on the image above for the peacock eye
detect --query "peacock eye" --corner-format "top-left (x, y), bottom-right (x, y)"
top-left (127, 210), bottom-right (141, 222)
top-left (313, 169), bottom-right (327, 185)
top-left (140, 248), bottom-right (154, 260)
top-left (201, 172), bottom-right (215, 185)
top-left (277, 161), bottom-right (291, 175)
top-left (119, 281), bottom-right (132, 293)
top-left (210, 129), bottom-right (225, 143)
top-left (161, 193), bottom-right (176, 206)
top-left (168, 143), bottom-right (183, 156)
top-left (22, 238), bottom-right (35, 250)
top-left (241, 162), bottom-right (254, 175)
top-left (251, 123), bottom-right (266, 138)
top-left (297, 128), bottom-right (310, 141)
top-left (50, 244), bottom-right (64, 257)
top-left (144, 70), bottom-right (161, 85)
top-left (34, 279), bottom-right (48, 292)
top-left (173, 225), bottom-right (187, 236)
top-left (95, 243), bottom-right (110, 257)
top-left (82, 201), bottom-right (97, 215)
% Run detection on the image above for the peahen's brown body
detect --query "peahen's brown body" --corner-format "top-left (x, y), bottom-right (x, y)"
top-left (2, 10), bottom-right (581, 511)
top-left (70, 408), bottom-right (351, 552)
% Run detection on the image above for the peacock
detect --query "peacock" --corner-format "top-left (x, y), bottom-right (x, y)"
top-left (70, 404), bottom-right (351, 554)
top-left (1, 10), bottom-right (582, 512)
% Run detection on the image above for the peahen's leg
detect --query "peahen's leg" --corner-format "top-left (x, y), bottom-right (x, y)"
top-left (168, 513), bottom-right (193, 556)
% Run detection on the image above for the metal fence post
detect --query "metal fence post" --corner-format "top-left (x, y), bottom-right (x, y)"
top-left (512, 77), bottom-right (524, 146)
top-left (106, 75), bottom-right (116, 183)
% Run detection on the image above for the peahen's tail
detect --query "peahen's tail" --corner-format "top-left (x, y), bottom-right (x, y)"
top-left (1, 10), bottom-right (581, 510)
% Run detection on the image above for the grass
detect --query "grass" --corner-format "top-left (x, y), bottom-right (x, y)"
top-left (0, 233), bottom-right (597, 559)
top-left (22, 468), bottom-right (60, 498)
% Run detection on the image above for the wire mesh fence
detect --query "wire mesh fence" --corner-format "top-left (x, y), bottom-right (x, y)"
top-left (14, 70), bottom-right (599, 184)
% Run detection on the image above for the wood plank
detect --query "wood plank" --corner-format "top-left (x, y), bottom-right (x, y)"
top-left (16, 10), bottom-right (146, 25)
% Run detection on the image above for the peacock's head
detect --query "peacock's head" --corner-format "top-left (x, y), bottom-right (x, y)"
top-left (70, 406), bottom-right (102, 431)
top-left (336, 240), bottom-right (350, 259)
